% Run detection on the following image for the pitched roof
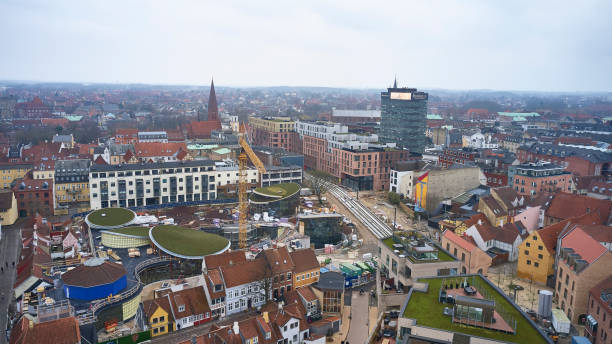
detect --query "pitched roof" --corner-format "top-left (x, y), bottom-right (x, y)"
top-left (133, 142), bottom-right (188, 157)
top-left (546, 193), bottom-right (611, 224)
top-left (94, 155), bottom-right (107, 165)
top-left (289, 249), bottom-right (319, 274)
top-left (536, 220), bottom-right (572, 254)
top-left (443, 229), bottom-right (477, 252)
top-left (220, 259), bottom-right (269, 288)
top-left (258, 246), bottom-right (295, 274)
top-left (561, 227), bottom-right (607, 264)
top-left (473, 222), bottom-right (497, 242)
top-left (143, 295), bottom-right (173, 320)
top-left (204, 251), bottom-right (247, 270)
top-left (9, 316), bottom-right (80, 344)
top-left (168, 287), bottom-right (211, 319)
top-left (481, 195), bottom-right (507, 217)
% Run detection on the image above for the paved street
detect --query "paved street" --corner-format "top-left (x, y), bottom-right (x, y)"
top-left (0, 223), bottom-right (23, 344)
top-left (345, 289), bottom-right (370, 344)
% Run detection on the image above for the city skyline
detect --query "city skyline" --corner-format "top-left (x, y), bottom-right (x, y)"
top-left (1, 0), bottom-right (612, 92)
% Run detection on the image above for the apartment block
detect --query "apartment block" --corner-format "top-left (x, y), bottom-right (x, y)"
top-left (296, 120), bottom-right (407, 191)
top-left (248, 116), bottom-right (301, 153)
top-left (512, 161), bottom-right (573, 196)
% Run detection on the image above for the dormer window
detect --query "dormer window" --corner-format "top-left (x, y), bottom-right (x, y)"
top-left (178, 305), bottom-right (185, 312)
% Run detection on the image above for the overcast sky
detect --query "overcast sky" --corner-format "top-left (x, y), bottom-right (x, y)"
top-left (1, 0), bottom-right (611, 92)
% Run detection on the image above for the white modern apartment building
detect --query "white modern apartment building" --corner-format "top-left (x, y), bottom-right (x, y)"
top-left (89, 160), bottom-right (303, 209)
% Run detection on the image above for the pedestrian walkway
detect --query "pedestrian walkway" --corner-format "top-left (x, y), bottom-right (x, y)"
top-left (345, 292), bottom-right (369, 343)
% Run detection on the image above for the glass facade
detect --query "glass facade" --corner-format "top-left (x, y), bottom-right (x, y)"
top-left (380, 87), bottom-right (428, 153)
top-left (300, 216), bottom-right (343, 248)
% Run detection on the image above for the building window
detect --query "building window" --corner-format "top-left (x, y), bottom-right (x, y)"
top-left (526, 260), bottom-right (531, 265)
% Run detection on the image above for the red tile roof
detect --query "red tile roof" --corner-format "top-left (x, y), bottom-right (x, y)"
top-left (443, 230), bottom-right (477, 252)
top-left (589, 275), bottom-right (612, 314)
top-left (204, 251), bottom-right (246, 270)
top-left (289, 249), bottom-right (319, 274)
top-left (133, 142), bottom-right (188, 158)
top-left (187, 120), bottom-right (222, 139)
top-left (561, 227), bottom-right (607, 264)
top-left (9, 316), bottom-right (80, 344)
top-left (547, 193), bottom-right (611, 224)
top-left (220, 259), bottom-right (269, 288)
top-left (258, 246), bottom-right (295, 274)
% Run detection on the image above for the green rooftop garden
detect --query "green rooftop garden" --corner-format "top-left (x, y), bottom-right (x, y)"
top-left (150, 225), bottom-right (229, 258)
top-left (383, 236), bottom-right (456, 263)
top-left (403, 276), bottom-right (547, 344)
top-left (105, 226), bottom-right (150, 237)
top-left (253, 182), bottom-right (300, 199)
top-left (87, 208), bottom-right (135, 227)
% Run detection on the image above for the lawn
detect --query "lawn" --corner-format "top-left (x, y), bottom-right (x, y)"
top-left (150, 225), bottom-right (229, 258)
top-left (105, 226), bottom-right (150, 237)
top-left (87, 208), bottom-right (135, 227)
top-left (403, 276), bottom-right (548, 344)
top-left (253, 182), bottom-right (300, 198)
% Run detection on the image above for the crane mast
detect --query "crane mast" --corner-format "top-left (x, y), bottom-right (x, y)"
top-left (237, 127), bottom-right (266, 249)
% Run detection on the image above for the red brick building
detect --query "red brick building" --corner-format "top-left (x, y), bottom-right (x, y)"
top-left (247, 117), bottom-right (301, 153)
top-left (438, 148), bottom-right (477, 168)
top-left (12, 177), bottom-right (54, 217)
top-left (511, 162), bottom-right (573, 196)
top-left (517, 143), bottom-right (611, 177)
top-left (15, 96), bottom-right (52, 118)
top-left (186, 80), bottom-right (222, 139)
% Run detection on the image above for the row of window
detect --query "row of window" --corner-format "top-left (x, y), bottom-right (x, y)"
top-left (296, 271), bottom-right (319, 281)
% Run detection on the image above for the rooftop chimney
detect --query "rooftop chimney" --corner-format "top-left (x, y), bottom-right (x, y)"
top-left (233, 321), bottom-right (239, 335)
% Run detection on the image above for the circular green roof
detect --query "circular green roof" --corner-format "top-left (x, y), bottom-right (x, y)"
top-left (86, 208), bottom-right (136, 228)
top-left (149, 225), bottom-right (230, 259)
top-left (252, 182), bottom-right (300, 199)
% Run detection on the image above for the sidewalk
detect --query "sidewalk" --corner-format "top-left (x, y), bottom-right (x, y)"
top-left (330, 305), bottom-right (351, 344)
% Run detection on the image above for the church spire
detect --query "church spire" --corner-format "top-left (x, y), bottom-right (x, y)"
top-left (393, 75), bottom-right (397, 88)
top-left (207, 78), bottom-right (219, 121)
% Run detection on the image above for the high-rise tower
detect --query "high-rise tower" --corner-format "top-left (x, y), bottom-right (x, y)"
top-left (379, 78), bottom-right (428, 153)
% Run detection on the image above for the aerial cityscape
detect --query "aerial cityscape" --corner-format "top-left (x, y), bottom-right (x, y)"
top-left (1, 1), bottom-right (612, 344)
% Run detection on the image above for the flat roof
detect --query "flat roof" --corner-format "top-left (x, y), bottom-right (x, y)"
top-left (402, 276), bottom-right (549, 344)
top-left (90, 159), bottom-right (215, 172)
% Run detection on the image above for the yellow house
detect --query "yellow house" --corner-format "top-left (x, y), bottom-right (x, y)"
top-left (54, 159), bottom-right (91, 214)
top-left (517, 220), bottom-right (567, 284)
top-left (143, 297), bottom-right (174, 337)
top-left (0, 164), bottom-right (32, 189)
top-left (290, 249), bottom-right (321, 288)
top-left (0, 190), bottom-right (18, 225)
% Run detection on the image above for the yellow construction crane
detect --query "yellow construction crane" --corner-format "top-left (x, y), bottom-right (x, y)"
top-left (238, 125), bottom-right (266, 248)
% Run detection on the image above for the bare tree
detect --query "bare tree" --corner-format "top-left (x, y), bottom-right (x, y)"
top-left (307, 170), bottom-right (334, 205)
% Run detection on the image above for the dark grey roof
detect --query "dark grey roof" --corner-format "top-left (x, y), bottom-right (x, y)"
top-left (520, 143), bottom-right (612, 163)
top-left (90, 159), bottom-right (215, 173)
top-left (55, 159), bottom-right (90, 176)
top-left (0, 163), bottom-right (32, 170)
top-left (316, 271), bottom-right (345, 291)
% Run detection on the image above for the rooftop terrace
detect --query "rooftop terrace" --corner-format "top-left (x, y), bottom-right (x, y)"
top-left (383, 234), bottom-right (455, 263)
top-left (402, 275), bottom-right (549, 344)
